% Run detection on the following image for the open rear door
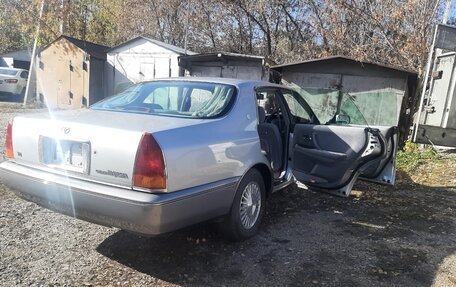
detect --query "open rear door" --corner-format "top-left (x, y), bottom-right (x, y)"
top-left (280, 88), bottom-right (398, 197)
top-left (291, 124), bottom-right (397, 197)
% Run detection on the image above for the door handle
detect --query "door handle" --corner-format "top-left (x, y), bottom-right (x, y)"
top-left (302, 134), bottom-right (312, 141)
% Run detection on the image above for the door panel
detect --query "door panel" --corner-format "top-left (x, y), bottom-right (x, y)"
top-left (358, 126), bottom-right (397, 184)
top-left (292, 124), bottom-right (391, 196)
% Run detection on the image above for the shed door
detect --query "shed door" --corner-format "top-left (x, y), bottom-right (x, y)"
top-left (140, 63), bottom-right (155, 81)
top-left (154, 57), bottom-right (171, 78)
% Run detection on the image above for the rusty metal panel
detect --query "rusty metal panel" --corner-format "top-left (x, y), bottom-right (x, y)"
top-left (435, 24), bottom-right (456, 51)
top-left (188, 61), bottom-right (263, 80)
top-left (414, 124), bottom-right (456, 146)
top-left (191, 65), bottom-right (222, 77)
top-left (234, 65), bottom-right (263, 80)
top-left (282, 72), bottom-right (341, 89)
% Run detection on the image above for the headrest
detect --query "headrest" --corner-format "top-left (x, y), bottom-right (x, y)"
top-left (257, 106), bottom-right (266, 123)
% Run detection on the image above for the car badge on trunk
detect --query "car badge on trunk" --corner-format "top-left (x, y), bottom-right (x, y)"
top-left (62, 127), bottom-right (71, 134)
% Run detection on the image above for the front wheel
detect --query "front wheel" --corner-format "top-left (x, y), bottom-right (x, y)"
top-left (220, 169), bottom-right (266, 241)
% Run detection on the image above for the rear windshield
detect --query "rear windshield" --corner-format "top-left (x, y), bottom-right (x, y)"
top-left (91, 81), bottom-right (236, 119)
top-left (0, 68), bottom-right (18, 76)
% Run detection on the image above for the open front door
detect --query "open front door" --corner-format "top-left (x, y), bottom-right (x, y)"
top-left (291, 124), bottom-right (397, 197)
top-left (279, 88), bottom-right (398, 197)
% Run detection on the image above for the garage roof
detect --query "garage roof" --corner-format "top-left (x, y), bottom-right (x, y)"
top-left (39, 35), bottom-right (110, 60)
top-left (272, 55), bottom-right (417, 75)
top-left (109, 36), bottom-right (196, 55)
top-left (179, 52), bottom-right (276, 66)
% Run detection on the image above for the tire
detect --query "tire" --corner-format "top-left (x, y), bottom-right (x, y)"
top-left (220, 169), bottom-right (266, 241)
top-left (19, 88), bottom-right (26, 102)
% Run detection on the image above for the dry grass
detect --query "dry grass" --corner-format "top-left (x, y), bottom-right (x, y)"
top-left (396, 141), bottom-right (456, 187)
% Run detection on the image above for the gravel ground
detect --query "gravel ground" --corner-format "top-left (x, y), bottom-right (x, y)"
top-left (0, 103), bottom-right (455, 286)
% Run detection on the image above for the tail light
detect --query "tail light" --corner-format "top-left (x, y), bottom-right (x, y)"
top-left (4, 79), bottom-right (18, 84)
top-left (4, 120), bottom-right (14, 159)
top-left (133, 133), bottom-right (166, 190)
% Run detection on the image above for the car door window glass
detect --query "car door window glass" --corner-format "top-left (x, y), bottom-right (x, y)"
top-left (282, 91), bottom-right (312, 123)
top-left (340, 91), bottom-right (400, 126)
top-left (289, 86), bottom-right (339, 124)
top-left (339, 94), bottom-right (368, 125)
top-left (284, 83), bottom-right (400, 126)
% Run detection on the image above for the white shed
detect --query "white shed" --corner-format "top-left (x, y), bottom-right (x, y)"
top-left (106, 36), bottom-right (195, 96)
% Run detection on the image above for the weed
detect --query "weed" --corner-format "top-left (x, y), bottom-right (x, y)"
top-left (397, 141), bottom-right (440, 173)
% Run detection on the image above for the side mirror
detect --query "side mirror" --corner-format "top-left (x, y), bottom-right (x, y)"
top-left (256, 93), bottom-right (265, 100)
top-left (335, 114), bottom-right (350, 124)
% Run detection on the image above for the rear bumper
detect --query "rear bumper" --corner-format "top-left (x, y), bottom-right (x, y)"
top-left (0, 161), bottom-right (238, 235)
top-left (0, 85), bottom-right (22, 95)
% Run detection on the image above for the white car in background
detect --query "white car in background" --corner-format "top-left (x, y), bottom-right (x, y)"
top-left (0, 67), bottom-right (28, 101)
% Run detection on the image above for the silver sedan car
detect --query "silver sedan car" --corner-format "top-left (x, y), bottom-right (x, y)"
top-left (0, 78), bottom-right (397, 240)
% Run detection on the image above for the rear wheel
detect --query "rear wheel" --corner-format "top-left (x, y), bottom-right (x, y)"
top-left (19, 88), bottom-right (26, 102)
top-left (220, 169), bottom-right (266, 241)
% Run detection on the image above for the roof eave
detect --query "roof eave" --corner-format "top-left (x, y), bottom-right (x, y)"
top-left (271, 55), bottom-right (418, 75)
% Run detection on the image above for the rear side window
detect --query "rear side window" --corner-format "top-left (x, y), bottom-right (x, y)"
top-left (0, 68), bottom-right (18, 76)
top-left (92, 81), bottom-right (237, 119)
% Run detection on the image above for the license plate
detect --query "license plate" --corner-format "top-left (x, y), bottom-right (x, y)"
top-left (39, 136), bottom-right (90, 174)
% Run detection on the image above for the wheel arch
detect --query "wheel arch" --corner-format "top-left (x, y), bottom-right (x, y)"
top-left (245, 163), bottom-right (273, 198)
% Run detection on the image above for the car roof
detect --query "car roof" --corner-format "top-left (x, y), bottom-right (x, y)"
top-left (143, 77), bottom-right (286, 89)
top-left (0, 67), bottom-right (27, 72)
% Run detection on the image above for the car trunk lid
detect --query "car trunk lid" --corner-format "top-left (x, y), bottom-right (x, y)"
top-left (10, 109), bottom-right (205, 188)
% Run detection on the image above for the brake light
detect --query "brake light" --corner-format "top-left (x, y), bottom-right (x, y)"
top-left (4, 79), bottom-right (18, 84)
top-left (4, 120), bottom-right (14, 159)
top-left (133, 133), bottom-right (166, 190)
